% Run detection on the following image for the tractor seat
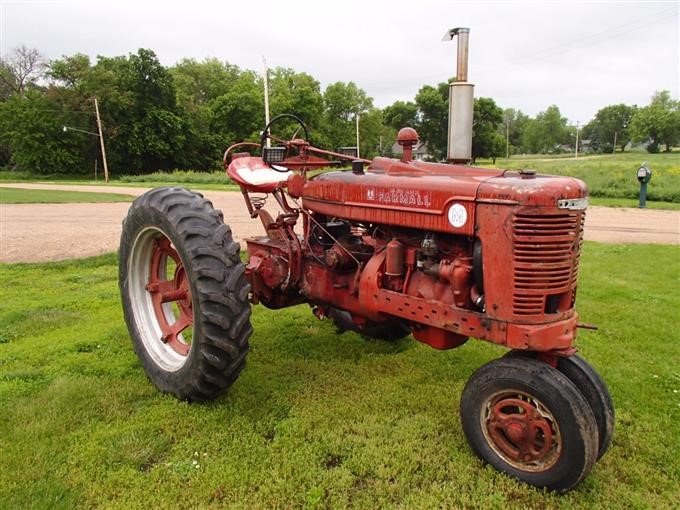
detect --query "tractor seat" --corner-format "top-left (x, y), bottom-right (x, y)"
top-left (227, 156), bottom-right (292, 193)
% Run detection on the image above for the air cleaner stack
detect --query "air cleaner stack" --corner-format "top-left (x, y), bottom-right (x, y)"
top-left (443, 27), bottom-right (474, 163)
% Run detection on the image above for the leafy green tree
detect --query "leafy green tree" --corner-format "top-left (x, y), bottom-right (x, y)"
top-left (501, 108), bottom-right (530, 155)
top-left (270, 69), bottom-right (323, 126)
top-left (170, 58), bottom-right (240, 112)
top-left (414, 82), bottom-right (449, 160)
top-left (630, 90), bottom-right (680, 153)
top-left (322, 81), bottom-right (373, 149)
top-left (85, 49), bottom-right (188, 173)
top-left (583, 104), bottom-right (636, 153)
top-left (0, 60), bottom-right (18, 101)
top-left (0, 91), bottom-right (87, 173)
top-left (170, 58), bottom-right (243, 169)
top-left (522, 105), bottom-right (567, 153)
top-left (383, 100), bottom-right (418, 131)
top-left (48, 53), bottom-right (91, 90)
top-left (357, 108), bottom-right (393, 158)
top-left (210, 71), bottom-right (263, 146)
top-left (471, 97), bottom-right (504, 163)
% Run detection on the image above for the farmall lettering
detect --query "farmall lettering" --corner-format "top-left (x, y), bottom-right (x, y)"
top-left (366, 187), bottom-right (433, 208)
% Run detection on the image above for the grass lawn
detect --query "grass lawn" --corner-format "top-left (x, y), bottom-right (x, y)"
top-left (0, 187), bottom-right (134, 204)
top-left (1, 243), bottom-right (678, 509)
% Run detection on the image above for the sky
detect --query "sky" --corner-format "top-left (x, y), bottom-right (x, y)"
top-left (1, 0), bottom-right (678, 124)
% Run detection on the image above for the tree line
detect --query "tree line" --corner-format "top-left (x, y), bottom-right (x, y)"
top-left (1, 45), bottom-right (678, 176)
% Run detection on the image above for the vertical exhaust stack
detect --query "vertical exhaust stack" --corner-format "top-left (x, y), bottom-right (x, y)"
top-left (443, 27), bottom-right (474, 163)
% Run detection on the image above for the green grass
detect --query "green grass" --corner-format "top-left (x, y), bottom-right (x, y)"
top-left (0, 187), bottom-right (134, 204)
top-left (1, 244), bottom-right (679, 508)
top-left (478, 152), bottom-right (680, 203)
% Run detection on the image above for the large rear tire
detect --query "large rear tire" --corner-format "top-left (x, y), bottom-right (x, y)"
top-left (460, 356), bottom-right (599, 492)
top-left (119, 186), bottom-right (252, 401)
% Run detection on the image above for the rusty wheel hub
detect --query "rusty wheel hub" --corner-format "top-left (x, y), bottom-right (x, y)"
top-left (482, 391), bottom-right (561, 471)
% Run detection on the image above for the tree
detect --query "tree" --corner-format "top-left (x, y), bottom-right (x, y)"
top-left (471, 97), bottom-right (504, 163)
top-left (501, 108), bottom-right (530, 155)
top-left (0, 60), bottom-right (17, 101)
top-left (74, 49), bottom-right (189, 174)
top-left (269, 68), bottom-right (323, 126)
top-left (583, 104), bottom-right (636, 153)
top-left (522, 105), bottom-right (567, 154)
top-left (383, 100), bottom-right (418, 131)
top-left (414, 82), bottom-right (449, 160)
top-left (0, 45), bottom-right (46, 98)
top-left (322, 81), bottom-right (373, 149)
top-left (630, 90), bottom-right (680, 153)
top-left (357, 108), bottom-right (393, 158)
top-left (170, 58), bottom-right (244, 169)
top-left (210, 71), bottom-right (263, 146)
top-left (0, 90), bottom-right (87, 173)
top-left (170, 58), bottom-right (240, 112)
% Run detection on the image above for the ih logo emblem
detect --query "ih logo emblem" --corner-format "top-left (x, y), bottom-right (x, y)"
top-left (447, 203), bottom-right (467, 228)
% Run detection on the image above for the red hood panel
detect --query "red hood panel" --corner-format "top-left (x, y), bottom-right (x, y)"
top-left (300, 159), bottom-right (587, 235)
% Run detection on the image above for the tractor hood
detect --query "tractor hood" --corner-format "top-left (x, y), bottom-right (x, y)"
top-left (299, 157), bottom-right (587, 236)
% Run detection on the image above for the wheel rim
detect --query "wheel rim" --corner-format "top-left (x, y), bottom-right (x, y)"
top-left (128, 227), bottom-right (193, 371)
top-left (481, 390), bottom-right (562, 472)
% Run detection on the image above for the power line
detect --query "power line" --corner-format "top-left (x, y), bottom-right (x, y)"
top-left (514, 6), bottom-right (677, 66)
top-left (353, 5), bottom-right (677, 94)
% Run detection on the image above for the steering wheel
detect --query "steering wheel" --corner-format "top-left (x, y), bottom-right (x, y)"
top-left (260, 114), bottom-right (309, 171)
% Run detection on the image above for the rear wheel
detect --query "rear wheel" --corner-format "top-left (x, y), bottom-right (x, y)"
top-left (504, 351), bottom-right (614, 460)
top-left (119, 187), bottom-right (252, 401)
top-left (460, 356), bottom-right (598, 492)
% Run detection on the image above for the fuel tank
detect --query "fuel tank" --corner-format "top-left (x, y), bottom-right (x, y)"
top-left (299, 157), bottom-right (587, 235)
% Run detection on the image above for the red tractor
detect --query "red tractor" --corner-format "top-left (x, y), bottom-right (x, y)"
top-left (118, 29), bottom-right (613, 492)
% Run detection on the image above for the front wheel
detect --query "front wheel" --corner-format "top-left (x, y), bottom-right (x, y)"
top-left (504, 351), bottom-right (614, 460)
top-left (460, 356), bottom-right (599, 492)
top-left (119, 187), bottom-right (252, 401)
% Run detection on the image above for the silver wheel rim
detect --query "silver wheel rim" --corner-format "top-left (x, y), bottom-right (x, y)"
top-left (128, 226), bottom-right (192, 372)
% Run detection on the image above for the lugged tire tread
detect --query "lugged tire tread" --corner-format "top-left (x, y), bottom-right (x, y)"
top-left (120, 186), bottom-right (252, 402)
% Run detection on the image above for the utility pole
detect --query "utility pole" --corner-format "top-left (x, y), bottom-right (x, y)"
top-left (356, 113), bottom-right (360, 158)
top-left (612, 131), bottom-right (617, 154)
top-left (93, 97), bottom-right (109, 182)
top-left (263, 56), bottom-right (271, 148)
top-left (505, 115), bottom-right (510, 160)
top-left (574, 120), bottom-right (579, 159)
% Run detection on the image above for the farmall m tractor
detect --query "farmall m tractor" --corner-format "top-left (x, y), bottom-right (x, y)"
top-left (119, 29), bottom-right (614, 491)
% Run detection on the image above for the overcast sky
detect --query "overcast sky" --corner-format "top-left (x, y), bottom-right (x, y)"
top-left (1, 0), bottom-right (678, 123)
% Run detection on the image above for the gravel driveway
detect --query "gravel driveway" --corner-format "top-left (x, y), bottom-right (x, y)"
top-left (1, 183), bottom-right (678, 263)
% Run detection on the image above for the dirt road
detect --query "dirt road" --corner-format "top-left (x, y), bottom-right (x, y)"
top-left (1, 183), bottom-right (678, 263)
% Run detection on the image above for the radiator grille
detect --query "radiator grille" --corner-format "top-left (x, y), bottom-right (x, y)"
top-left (512, 211), bottom-right (584, 316)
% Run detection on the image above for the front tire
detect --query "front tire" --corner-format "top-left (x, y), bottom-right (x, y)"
top-left (119, 187), bottom-right (252, 401)
top-left (504, 351), bottom-right (615, 460)
top-left (460, 356), bottom-right (599, 492)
